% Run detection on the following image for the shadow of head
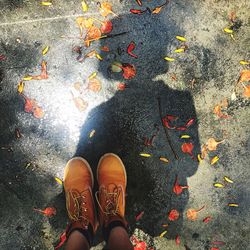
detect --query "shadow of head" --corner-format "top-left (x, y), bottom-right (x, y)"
top-left (75, 10), bottom-right (200, 238)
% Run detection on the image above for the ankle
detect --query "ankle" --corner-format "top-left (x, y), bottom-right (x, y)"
top-left (103, 219), bottom-right (127, 242)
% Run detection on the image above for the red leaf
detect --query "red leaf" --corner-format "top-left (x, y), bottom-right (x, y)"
top-left (130, 9), bottom-right (145, 14)
top-left (203, 216), bottom-right (212, 223)
top-left (210, 248), bottom-right (220, 250)
top-left (33, 105), bottom-right (44, 119)
top-left (175, 235), bottom-right (180, 245)
top-left (168, 209), bottom-right (180, 221)
top-left (117, 82), bottom-right (127, 90)
top-left (176, 126), bottom-right (187, 131)
top-left (33, 207), bottom-right (57, 217)
top-left (181, 143), bottom-right (194, 156)
top-left (185, 118), bottom-right (195, 127)
top-left (134, 242), bottom-right (147, 250)
top-left (127, 41), bottom-right (138, 58)
top-left (54, 231), bottom-right (67, 250)
top-left (135, 211), bottom-right (144, 221)
top-left (173, 176), bottom-right (189, 195)
top-left (22, 94), bottom-right (34, 113)
top-left (121, 63), bottom-right (136, 79)
top-left (166, 115), bottom-right (178, 121)
top-left (100, 20), bottom-right (113, 34)
top-left (162, 118), bottom-right (176, 129)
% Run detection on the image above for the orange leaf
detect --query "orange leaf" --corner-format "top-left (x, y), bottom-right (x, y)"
top-left (22, 94), bottom-right (34, 113)
top-left (201, 144), bottom-right (208, 159)
top-left (85, 26), bottom-right (102, 47)
top-left (33, 207), bottom-right (56, 217)
top-left (100, 46), bottom-right (110, 52)
top-left (207, 138), bottom-right (224, 151)
top-left (76, 17), bottom-right (94, 36)
top-left (33, 105), bottom-right (44, 119)
top-left (121, 63), bottom-right (136, 79)
top-left (213, 104), bottom-right (230, 119)
top-left (99, 2), bottom-right (115, 17)
top-left (168, 209), bottom-right (180, 221)
top-left (30, 60), bottom-right (48, 80)
top-left (238, 70), bottom-right (250, 83)
top-left (187, 205), bottom-right (205, 221)
top-left (88, 78), bottom-right (102, 92)
top-left (73, 97), bottom-right (88, 111)
top-left (242, 85), bottom-right (250, 98)
top-left (117, 82), bottom-right (127, 90)
top-left (152, 6), bottom-right (162, 14)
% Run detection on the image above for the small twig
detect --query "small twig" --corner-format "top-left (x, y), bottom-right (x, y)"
top-left (157, 97), bottom-right (179, 160)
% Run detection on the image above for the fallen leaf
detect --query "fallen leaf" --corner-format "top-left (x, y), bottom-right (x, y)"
top-left (33, 105), bottom-right (44, 119)
top-left (159, 231), bottom-right (167, 237)
top-left (207, 138), bottom-right (224, 151)
top-left (54, 230), bottom-right (67, 250)
top-left (140, 153), bottom-right (151, 157)
top-left (213, 104), bottom-right (229, 119)
top-left (31, 60), bottom-right (48, 80)
top-left (174, 48), bottom-right (185, 53)
top-left (122, 63), bottom-right (136, 79)
top-left (168, 209), bottom-right (180, 221)
top-left (89, 129), bottom-right (96, 138)
top-left (152, 6), bottom-right (163, 14)
top-left (73, 97), bottom-right (88, 111)
top-left (21, 94), bottom-right (34, 113)
top-left (127, 41), bottom-right (138, 58)
top-left (203, 216), bottom-right (212, 223)
top-left (176, 36), bottom-right (187, 42)
top-left (17, 81), bottom-right (24, 94)
top-left (159, 157), bottom-right (169, 163)
top-left (41, 1), bottom-right (52, 6)
top-left (224, 176), bottom-right (233, 183)
top-left (15, 128), bottom-right (21, 139)
top-left (238, 70), bottom-right (250, 83)
top-left (134, 241), bottom-right (147, 250)
top-left (185, 118), bottom-right (195, 127)
top-left (173, 176), bottom-right (189, 195)
top-left (210, 248), bottom-right (220, 250)
top-left (117, 82), bottom-right (127, 90)
top-left (99, 2), bottom-right (116, 17)
top-left (88, 78), bottom-right (102, 92)
top-left (74, 82), bottom-right (81, 91)
top-left (187, 206), bottom-right (205, 221)
top-left (135, 211), bottom-right (144, 221)
top-left (224, 28), bottom-right (233, 33)
top-left (81, 0), bottom-right (88, 12)
top-left (130, 9), bottom-right (146, 14)
top-left (181, 143), bottom-right (194, 157)
top-left (100, 20), bottom-right (113, 34)
top-left (33, 207), bottom-right (56, 217)
top-left (242, 85), bottom-right (250, 98)
top-left (42, 46), bottom-right (49, 55)
top-left (175, 235), bottom-right (180, 245)
top-left (201, 144), bottom-right (208, 159)
top-left (197, 154), bottom-right (203, 162)
top-left (228, 203), bottom-right (239, 207)
top-left (181, 135), bottom-right (191, 139)
top-left (55, 177), bottom-right (63, 185)
top-left (210, 156), bottom-right (219, 165)
top-left (111, 61), bottom-right (123, 73)
top-left (162, 224), bottom-right (168, 228)
top-left (164, 56), bottom-right (175, 62)
top-left (136, 0), bottom-right (142, 6)
top-left (213, 183), bottom-right (224, 188)
top-left (240, 60), bottom-right (250, 65)
top-left (100, 46), bottom-right (110, 52)
top-left (76, 17), bottom-right (94, 36)
top-left (162, 118), bottom-right (176, 129)
top-left (88, 72), bottom-right (97, 80)
top-left (85, 26), bottom-right (102, 47)
top-left (23, 76), bottom-right (33, 81)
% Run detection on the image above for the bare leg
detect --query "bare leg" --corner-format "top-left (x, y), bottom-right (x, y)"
top-left (107, 226), bottom-right (133, 250)
top-left (66, 230), bottom-right (90, 250)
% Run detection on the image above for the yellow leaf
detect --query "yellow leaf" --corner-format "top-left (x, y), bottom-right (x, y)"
top-left (224, 28), bottom-right (233, 34)
top-left (42, 46), bottom-right (49, 55)
top-left (180, 135), bottom-right (190, 139)
top-left (174, 48), bottom-right (185, 53)
top-left (210, 155), bottom-right (219, 165)
top-left (81, 0), bottom-right (88, 12)
top-left (213, 183), bottom-right (224, 188)
top-left (23, 76), bottom-right (33, 81)
top-left (164, 57), bottom-right (175, 62)
top-left (159, 230), bottom-right (167, 237)
top-left (89, 129), bottom-right (95, 138)
top-left (55, 177), bottom-right (63, 185)
top-left (224, 176), bottom-right (234, 183)
top-left (228, 203), bottom-right (239, 207)
top-left (159, 157), bottom-right (169, 163)
top-left (197, 154), bottom-right (203, 162)
top-left (230, 34), bottom-right (236, 41)
top-left (95, 53), bottom-right (103, 60)
top-left (41, 1), bottom-right (52, 6)
top-left (88, 72), bottom-right (97, 80)
top-left (140, 153), bottom-right (151, 158)
top-left (240, 60), bottom-right (250, 65)
top-left (176, 36), bottom-right (187, 42)
top-left (17, 81), bottom-right (24, 94)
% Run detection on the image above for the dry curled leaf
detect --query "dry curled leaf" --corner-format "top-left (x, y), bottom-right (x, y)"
top-left (33, 105), bottom-right (44, 119)
top-left (242, 85), bottom-right (250, 98)
top-left (22, 94), bottom-right (34, 113)
top-left (238, 70), bottom-right (250, 83)
top-left (85, 26), bottom-right (102, 47)
top-left (207, 138), bottom-right (224, 151)
top-left (173, 176), bottom-right (189, 195)
top-left (99, 2), bottom-right (116, 17)
top-left (73, 97), bottom-right (88, 111)
top-left (122, 63), bottom-right (136, 79)
top-left (187, 206), bottom-right (205, 221)
top-left (127, 41), bottom-right (138, 58)
top-left (29, 60), bottom-right (48, 80)
top-left (168, 209), bottom-right (180, 221)
top-left (213, 104), bottom-right (229, 119)
top-left (88, 78), bottom-right (102, 92)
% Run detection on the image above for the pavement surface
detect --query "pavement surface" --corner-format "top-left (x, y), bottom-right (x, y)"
top-left (0, 0), bottom-right (249, 249)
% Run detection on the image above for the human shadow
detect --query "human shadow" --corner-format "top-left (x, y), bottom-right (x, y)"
top-left (75, 8), bottom-right (200, 242)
